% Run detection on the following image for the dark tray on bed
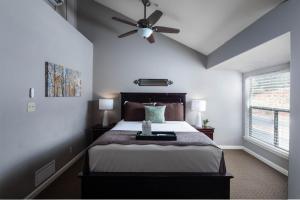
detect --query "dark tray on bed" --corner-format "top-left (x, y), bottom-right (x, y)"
top-left (136, 131), bottom-right (177, 141)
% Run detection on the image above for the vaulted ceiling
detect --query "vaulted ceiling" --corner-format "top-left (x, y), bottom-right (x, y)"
top-left (94, 0), bottom-right (283, 55)
top-left (212, 33), bottom-right (290, 72)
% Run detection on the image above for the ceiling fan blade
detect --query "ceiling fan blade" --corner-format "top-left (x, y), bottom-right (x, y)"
top-left (153, 26), bottom-right (180, 33)
top-left (118, 30), bottom-right (138, 38)
top-left (147, 10), bottom-right (163, 26)
top-left (147, 34), bottom-right (155, 43)
top-left (112, 17), bottom-right (137, 27)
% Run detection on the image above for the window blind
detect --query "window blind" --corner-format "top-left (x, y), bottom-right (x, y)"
top-left (248, 70), bottom-right (290, 151)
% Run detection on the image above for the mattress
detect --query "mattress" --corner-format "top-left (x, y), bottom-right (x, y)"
top-left (89, 120), bottom-right (223, 173)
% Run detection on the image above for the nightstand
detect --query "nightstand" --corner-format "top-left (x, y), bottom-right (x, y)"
top-left (90, 123), bottom-right (116, 143)
top-left (193, 126), bottom-right (215, 140)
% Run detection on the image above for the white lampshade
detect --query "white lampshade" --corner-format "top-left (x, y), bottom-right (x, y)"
top-left (99, 99), bottom-right (114, 110)
top-left (191, 100), bottom-right (206, 112)
top-left (138, 28), bottom-right (153, 38)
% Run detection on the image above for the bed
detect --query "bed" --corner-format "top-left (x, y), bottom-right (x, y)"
top-left (80, 92), bottom-right (233, 199)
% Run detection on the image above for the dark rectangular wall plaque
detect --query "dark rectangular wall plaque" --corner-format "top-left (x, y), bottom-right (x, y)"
top-left (134, 79), bottom-right (173, 86)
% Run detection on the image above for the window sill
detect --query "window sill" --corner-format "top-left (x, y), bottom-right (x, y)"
top-left (244, 136), bottom-right (289, 159)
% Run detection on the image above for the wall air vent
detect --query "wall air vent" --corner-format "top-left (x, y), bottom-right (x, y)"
top-left (48, 0), bottom-right (64, 6)
top-left (35, 160), bottom-right (56, 187)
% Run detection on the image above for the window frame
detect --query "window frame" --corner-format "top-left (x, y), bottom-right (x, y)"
top-left (243, 64), bottom-right (290, 159)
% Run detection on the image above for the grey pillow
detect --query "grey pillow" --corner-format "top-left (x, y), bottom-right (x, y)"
top-left (156, 102), bottom-right (184, 121)
top-left (124, 102), bottom-right (155, 121)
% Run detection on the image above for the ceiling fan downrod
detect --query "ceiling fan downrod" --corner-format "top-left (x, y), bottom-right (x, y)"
top-left (142, 0), bottom-right (151, 19)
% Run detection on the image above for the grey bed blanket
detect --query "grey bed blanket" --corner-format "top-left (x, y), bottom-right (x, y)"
top-left (91, 130), bottom-right (218, 147)
top-left (87, 130), bottom-right (226, 174)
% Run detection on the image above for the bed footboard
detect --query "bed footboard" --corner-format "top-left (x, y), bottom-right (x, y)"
top-left (79, 172), bottom-right (233, 199)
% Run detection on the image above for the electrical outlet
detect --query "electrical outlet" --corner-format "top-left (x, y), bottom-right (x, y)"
top-left (27, 102), bottom-right (36, 112)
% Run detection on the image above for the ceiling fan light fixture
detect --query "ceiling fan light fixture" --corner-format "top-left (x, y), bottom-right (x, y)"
top-left (138, 28), bottom-right (153, 38)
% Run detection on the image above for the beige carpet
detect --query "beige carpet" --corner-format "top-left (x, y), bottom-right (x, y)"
top-left (37, 150), bottom-right (288, 199)
top-left (224, 150), bottom-right (287, 199)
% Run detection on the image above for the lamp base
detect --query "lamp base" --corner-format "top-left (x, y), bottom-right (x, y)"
top-left (194, 112), bottom-right (203, 128)
top-left (102, 110), bottom-right (109, 127)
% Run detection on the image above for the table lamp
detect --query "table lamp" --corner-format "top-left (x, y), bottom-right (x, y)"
top-left (191, 99), bottom-right (206, 128)
top-left (99, 99), bottom-right (114, 127)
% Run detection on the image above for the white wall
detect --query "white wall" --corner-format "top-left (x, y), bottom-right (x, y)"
top-left (77, 0), bottom-right (243, 146)
top-left (0, 0), bottom-right (93, 198)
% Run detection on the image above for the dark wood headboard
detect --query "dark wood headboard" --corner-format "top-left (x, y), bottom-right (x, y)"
top-left (120, 92), bottom-right (187, 120)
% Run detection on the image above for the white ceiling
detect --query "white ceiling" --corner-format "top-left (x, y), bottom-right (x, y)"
top-left (94, 0), bottom-right (283, 55)
top-left (212, 33), bottom-right (291, 73)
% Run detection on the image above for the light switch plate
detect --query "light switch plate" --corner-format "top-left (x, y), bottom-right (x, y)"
top-left (27, 102), bottom-right (36, 112)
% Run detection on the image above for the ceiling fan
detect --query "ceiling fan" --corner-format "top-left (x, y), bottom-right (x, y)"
top-left (112, 0), bottom-right (180, 44)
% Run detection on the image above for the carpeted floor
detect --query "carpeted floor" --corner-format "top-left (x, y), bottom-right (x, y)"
top-left (225, 150), bottom-right (287, 199)
top-left (36, 150), bottom-right (288, 199)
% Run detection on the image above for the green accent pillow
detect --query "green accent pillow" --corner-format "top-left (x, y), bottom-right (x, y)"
top-left (145, 106), bottom-right (166, 123)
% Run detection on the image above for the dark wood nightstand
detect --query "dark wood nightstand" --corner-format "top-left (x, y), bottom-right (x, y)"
top-left (193, 126), bottom-right (215, 140)
top-left (90, 123), bottom-right (116, 143)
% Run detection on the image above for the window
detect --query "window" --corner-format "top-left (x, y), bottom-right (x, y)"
top-left (246, 70), bottom-right (290, 152)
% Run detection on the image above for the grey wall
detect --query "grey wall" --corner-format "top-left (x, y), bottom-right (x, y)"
top-left (207, 0), bottom-right (300, 197)
top-left (77, 0), bottom-right (243, 146)
top-left (0, 0), bottom-right (93, 198)
top-left (243, 141), bottom-right (288, 169)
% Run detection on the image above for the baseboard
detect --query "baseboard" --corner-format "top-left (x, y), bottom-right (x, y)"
top-left (219, 145), bottom-right (244, 149)
top-left (243, 147), bottom-right (288, 176)
top-left (25, 148), bottom-right (87, 199)
top-left (219, 145), bottom-right (288, 176)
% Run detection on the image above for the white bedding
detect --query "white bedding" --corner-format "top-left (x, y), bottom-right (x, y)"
top-left (112, 120), bottom-right (199, 132)
top-left (89, 121), bottom-right (223, 173)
